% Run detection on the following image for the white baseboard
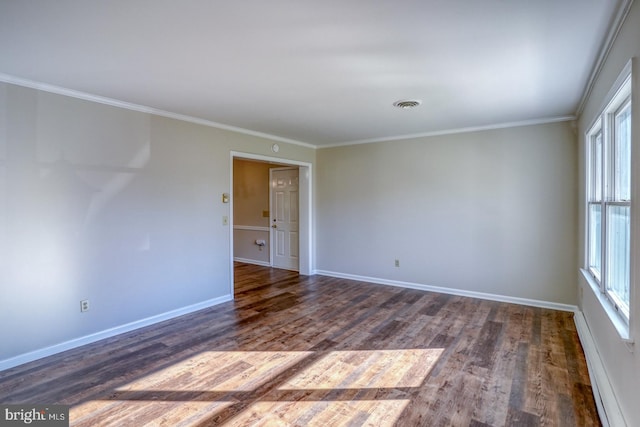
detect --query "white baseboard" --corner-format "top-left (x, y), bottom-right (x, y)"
top-left (574, 311), bottom-right (627, 427)
top-left (234, 257), bottom-right (271, 267)
top-left (0, 294), bottom-right (233, 372)
top-left (315, 270), bottom-right (578, 312)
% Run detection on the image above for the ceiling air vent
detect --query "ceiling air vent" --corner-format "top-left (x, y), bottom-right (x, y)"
top-left (393, 99), bottom-right (422, 109)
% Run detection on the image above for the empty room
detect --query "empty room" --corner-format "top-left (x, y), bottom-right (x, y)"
top-left (0, 1), bottom-right (639, 426)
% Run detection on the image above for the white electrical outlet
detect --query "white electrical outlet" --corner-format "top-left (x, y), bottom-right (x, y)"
top-left (80, 300), bottom-right (90, 312)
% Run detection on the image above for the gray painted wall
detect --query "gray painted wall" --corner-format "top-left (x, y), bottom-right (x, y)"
top-left (0, 83), bottom-right (315, 364)
top-left (316, 122), bottom-right (578, 304)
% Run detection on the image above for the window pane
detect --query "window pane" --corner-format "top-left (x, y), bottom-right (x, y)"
top-left (614, 103), bottom-right (631, 201)
top-left (588, 204), bottom-right (602, 277)
top-left (592, 132), bottom-right (602, 201)
top-left (606, 205), bottom-right (630, 316)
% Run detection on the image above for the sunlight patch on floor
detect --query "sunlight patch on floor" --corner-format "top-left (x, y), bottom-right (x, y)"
top-left (71, 400), bottom-right (234, 427)
top-left (70, 348), bottom-right (443, 425)
top-left (280, 349), bottom-right (444, 390)
top-left (226, 399), bottom-right (411, 426)
top-left (115, 351), bottom-right (313, 393)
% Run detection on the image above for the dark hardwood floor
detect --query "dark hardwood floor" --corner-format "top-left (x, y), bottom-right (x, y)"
top-left (0, 263), bottom-right (600, 426)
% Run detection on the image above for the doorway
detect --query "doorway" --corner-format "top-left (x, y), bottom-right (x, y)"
top-left (229, 151), bottom-right (313, 296)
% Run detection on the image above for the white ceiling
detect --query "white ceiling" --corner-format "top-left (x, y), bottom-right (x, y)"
top-left (0, 1), bottom-right (627, 147)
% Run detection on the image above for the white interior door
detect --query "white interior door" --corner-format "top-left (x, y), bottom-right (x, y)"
top-left (270, 168), bottom-right (299, 271)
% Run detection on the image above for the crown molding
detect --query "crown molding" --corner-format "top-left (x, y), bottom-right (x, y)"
top-left (0, 73), bottom-right (317, 150)
top-left (318, 115), bottom-right (576, 149)
top-left (576, 0), bottom-right (634, 116)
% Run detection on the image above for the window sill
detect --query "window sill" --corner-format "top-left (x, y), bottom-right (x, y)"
top-left (580, 268), bottom-right (633, 345)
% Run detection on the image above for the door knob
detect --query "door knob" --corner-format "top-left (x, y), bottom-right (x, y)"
top-left (272, 224), bottom-right (277, 228)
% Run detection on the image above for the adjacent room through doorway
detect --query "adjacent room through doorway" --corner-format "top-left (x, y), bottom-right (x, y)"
top-left (230, 152), bottom-right (313, 296)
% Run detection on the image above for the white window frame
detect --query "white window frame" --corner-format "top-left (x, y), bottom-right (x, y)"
top-left (586, 125), bottom-right (603, 281)
top-left (583, 59), bottom-right (634, 342)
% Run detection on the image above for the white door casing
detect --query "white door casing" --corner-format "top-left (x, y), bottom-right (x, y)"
top-left (270, 167), bottom-right (299, 271)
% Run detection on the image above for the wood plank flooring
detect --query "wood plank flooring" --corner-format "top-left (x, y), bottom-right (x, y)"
top-left (0, 263), bottom-right (600, 426)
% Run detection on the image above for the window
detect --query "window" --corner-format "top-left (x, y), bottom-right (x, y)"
top-left (586, 69), bottom-right (632, 325)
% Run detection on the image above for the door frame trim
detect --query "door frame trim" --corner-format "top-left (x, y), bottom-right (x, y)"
top-left (229, 151), bottom-right (314, 295)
